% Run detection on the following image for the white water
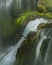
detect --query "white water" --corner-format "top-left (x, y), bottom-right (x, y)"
top-left (35, 31), bottom-right (47, 65)
top-left (0, 18), bottom-right (48, 65)
top-left (0, 37), bottom-right (25, 65)
top-left (23, 18), bottom-right (48, 37)
top-left (6, 0), bottom-right (12, 8)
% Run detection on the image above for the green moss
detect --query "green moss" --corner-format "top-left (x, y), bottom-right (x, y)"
top-left (37, 23), bottom-right (46, 30)
top-left (13, 10), bottom-right (52, 41)
top-left (14, 11), bottom-right (52, 41)
top-left (35, 12), bottom-right (52, 19)
top-left (38, 23), bottom-right (52, 31)
top-left (16, 11), bottom-right (52, 25)
top-left (38, 0), bottom-right (52, 12)
top-left (37, 0), bottom-right (47, 13)
top-left (15, 15), bottom-right (28, 27)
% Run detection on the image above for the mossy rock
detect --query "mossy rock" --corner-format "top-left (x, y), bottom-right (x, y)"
top-left (37, 23), bottom-right (52, 30)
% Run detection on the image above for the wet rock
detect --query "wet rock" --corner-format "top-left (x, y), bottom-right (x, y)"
top-left (14, 31), bottom-right (36, 65)
top-left (27, 31), bottom-right (36, 42)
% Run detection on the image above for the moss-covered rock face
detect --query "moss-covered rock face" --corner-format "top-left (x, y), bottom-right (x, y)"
top-left (37, 23), bottom-right (52, 30)
top-left (35, 24), bottom-right (52, 64)
top-left (40, 28), bottom-right (52, 63)
top-left (14, 22), bottom-right (52, 65)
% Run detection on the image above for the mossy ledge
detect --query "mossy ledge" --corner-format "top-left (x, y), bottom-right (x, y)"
top-left (16, 11), bottom-right (52, 26)
top-left (15, 11), bottom-right (52, 30)
top-left (14, 11), bottom-right (52, 42)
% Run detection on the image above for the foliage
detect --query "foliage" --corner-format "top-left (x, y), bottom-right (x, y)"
top-left (37, 0), bottom-right (47, 12)
top-left (35, 11), bottom-right (52, 19)
top-left (37, 0), bottom-right (52, 12)
top-left (17, 11), bottom-right (52, 22)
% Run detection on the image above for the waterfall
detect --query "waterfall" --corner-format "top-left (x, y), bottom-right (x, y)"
top-left (34, 30), bottom-right (47, 65)
top-left (0, 37), bottom-right (25, 65)
top-left (0, 18), bottom-right (48, 65)
top-left (34, 28), bottom-right (52, 65)
top-left (23, 18), bottom-right (48, 37)
top-left (0, 0), bottom-right (52, 65)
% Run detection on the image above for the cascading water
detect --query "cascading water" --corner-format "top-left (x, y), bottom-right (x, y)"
top-left (34, 30), bottom-right (47, 65)
top-left (0, 18), bottom-right (48, 65)
top-left (43, 29), bottom-right (52, 65)
top-left (0, 37), bottom-right (25, 65)
top-left (35, 28), bottom-right (52, 65)
top-left (23, 18), bottom-right (48, 37)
